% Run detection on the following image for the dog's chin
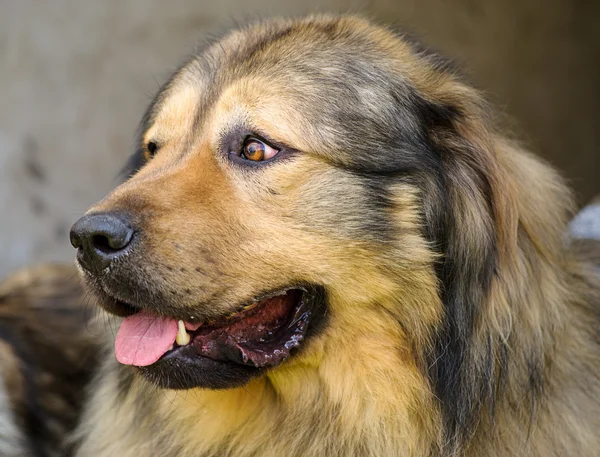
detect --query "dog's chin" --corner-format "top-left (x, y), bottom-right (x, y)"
top-left (138, 351), bottom-right (261, 390)
top-left (89, 281), bottom-right (327, 390)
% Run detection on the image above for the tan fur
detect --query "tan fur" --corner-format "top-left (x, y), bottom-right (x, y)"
top-left (72, 15), bottom-right (600, 457)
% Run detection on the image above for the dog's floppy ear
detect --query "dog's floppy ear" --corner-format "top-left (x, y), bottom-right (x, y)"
top-left (414, 86), bottom-right (519, 447)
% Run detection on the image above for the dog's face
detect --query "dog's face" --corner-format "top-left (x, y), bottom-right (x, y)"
top-left (71, 16), bottom-right (503, 396)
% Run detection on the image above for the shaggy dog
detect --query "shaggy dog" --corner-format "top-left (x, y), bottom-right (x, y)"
top-left (60, 14), bottom-right (600, 457)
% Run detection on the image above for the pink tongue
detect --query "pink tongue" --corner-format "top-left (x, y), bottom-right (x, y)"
top-left (115, 311), bottom-right (178, 367)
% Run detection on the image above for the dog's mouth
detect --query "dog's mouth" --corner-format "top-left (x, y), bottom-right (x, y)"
top-left (104, 285), bottom-right (326, 389)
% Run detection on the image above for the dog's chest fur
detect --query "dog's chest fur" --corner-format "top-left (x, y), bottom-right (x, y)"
top-left (74, 336), bottom-right (442, 457)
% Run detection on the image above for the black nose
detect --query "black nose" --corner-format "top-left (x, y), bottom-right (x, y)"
top-left (70, 213), bottom-right (135, 273)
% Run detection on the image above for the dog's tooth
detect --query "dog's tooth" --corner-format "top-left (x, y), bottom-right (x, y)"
top-left (175, 320), bottom-right (191, 346)
top-left (168, 345), bottom-right (174, 351)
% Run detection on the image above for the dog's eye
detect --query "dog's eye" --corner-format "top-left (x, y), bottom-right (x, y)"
top-left (241, 138), bottom-right (279, 162)
top-left (145, 141), bottom-right (158, 160)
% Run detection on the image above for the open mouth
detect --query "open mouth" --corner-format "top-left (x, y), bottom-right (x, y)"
top-left (105, 286), bottom-right (326, 389)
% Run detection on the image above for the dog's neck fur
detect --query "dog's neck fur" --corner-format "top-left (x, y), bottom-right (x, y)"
top-left (74, 332), bottom-right (440, 456)
top-left (73, 142), bottom-right (600, 457)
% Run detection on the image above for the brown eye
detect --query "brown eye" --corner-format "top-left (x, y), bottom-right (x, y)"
top-left (241, 138), bottom-right (279, 162)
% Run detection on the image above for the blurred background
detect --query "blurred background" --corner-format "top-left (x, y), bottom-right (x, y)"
top-left (1, 0), bottom-right (598, 277)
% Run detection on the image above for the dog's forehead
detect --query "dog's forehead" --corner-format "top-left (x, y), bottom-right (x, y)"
top-left (143, 17), bottom-right (434, 169)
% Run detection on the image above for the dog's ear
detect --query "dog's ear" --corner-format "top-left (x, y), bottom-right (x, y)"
top-left (414, 86), bottom-right (519, 447)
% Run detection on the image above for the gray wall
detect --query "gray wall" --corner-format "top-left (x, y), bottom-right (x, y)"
top-left (1, 0), bottom-right (598, 277)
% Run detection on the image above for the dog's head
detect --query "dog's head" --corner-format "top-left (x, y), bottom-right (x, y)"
top-left (71, 15), bottom-right (524, 439)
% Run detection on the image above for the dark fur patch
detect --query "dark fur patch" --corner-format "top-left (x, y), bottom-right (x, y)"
top-left (338, 75), bottom-right (501, 445)
top-left (0, 266), bottom-right (99, 457)
top-left (391, 90), bottom-right (504, 448)
top-left (0, 322), bottom-right (49, 457)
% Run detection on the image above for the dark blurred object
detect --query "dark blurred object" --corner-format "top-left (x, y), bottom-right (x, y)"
top-left (0, 265), bottom-right (99, 457)
top-left (570, 195), bottom-right (600, 267)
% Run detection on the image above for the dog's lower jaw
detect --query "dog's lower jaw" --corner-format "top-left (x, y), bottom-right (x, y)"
top-left (72, 313), bottom-right (444, 457)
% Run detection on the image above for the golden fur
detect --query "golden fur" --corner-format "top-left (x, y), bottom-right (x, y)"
top-left (68, 15), bottom-right (600, 457)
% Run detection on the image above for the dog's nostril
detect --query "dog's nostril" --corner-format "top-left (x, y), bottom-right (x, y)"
top-left (70, 212), bottom-right (135, 272)
top-left (92, 234), bottom-right (121, 254)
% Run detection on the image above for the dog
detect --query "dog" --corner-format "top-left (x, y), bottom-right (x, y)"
top-left (31, 14), bottom-right (600, 456)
